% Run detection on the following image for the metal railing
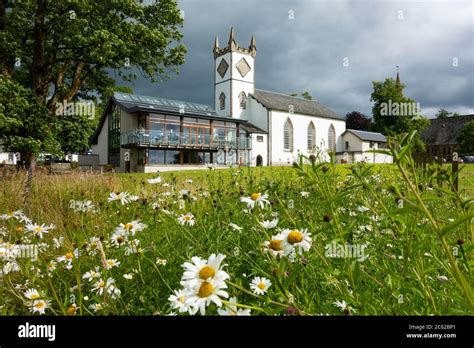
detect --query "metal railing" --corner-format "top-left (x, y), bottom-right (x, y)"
top-left (121, 130), bottom-right (252, 149)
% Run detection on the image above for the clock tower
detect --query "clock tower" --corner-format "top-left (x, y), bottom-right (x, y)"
top-left (213, 28), bottom-right (256, 118)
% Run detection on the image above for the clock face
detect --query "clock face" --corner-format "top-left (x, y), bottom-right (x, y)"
top-left (217, 59), bottom-right (229, 78)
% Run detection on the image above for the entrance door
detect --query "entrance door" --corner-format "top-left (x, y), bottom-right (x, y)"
top-left (256, 155), bottom-right (263, 166)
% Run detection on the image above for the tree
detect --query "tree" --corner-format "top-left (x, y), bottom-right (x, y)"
top-left (53, 114), bottom-right (95, 155)
top-left (458, 120), bottom-right (474, 155)
top-left (345, 111), bottom-right (371, 131)
top-left (289, 91), bottom-right (313, 100)
top-left (370, 77), bottom-right (429, 147)
top-left (435, 108), bottom-right (460, 118)
top-left (0, 76), bottom-right (60, 206)
top-left (0, 0), bottom-right (186, 205)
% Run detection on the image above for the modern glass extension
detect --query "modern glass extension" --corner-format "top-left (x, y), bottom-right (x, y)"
top-left (121, 113), bottom-right (252, 166)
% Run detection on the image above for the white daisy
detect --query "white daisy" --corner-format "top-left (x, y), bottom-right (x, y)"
top-left (217, 297), bottom-right (251, 316)
top-left (147, 176), bottom-right (162, 184)
top-left (168, 289), bottom-right (190, 313)
top-left (180, 253), bottom-right (229, 289)
top-left (82, 267), bottom-right (101, 282)
top-left (300, 191), bottom-right (310, 197)
top-left (0, 210), bottom-right (25, 220)
top-left (228, 223), bottom-right (242, 231)
top-left (56, 251), bottom-right (75, 269)
top-left (108, 192), bottom-right (131, 205)
top-left (105, 259), bottom-right (120, 269)
top-left (263, 237), bottom-right (285, 257)
top-left (260, 218), bottom-right (279, 229)
top-left (333, 300), bottom-right (356, 314)
top-left (250, 276), bottom-right (272, 295)
top-left (92, 278), bottom-right (116, 296)
top-left (177, 213), bottom-right (195, 226)
top-left (25, 223), bottom-right (54, 239)
top-left (24, 288), bottom-right (40, 300)
top-left (240, 193), bottom-right (270, 209)
top-left (185, 278), bottom-right (229, 315)
top-left (155, 258), bottom-right (168, 266)
top-left (123, 273), bottom-right (133, 280)
top-left (278, 228), bottom-right (312, 255)
top-left (27, 299), bottom-right (51, 315)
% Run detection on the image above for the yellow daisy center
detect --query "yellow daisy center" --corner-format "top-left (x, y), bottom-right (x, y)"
top-left (16, 226), bottom-right (24, 233)
top-left (287, 230), bottom-right (303, 244)
top-left (199, 265), bottom-right (216, 280)
top-left (34, 301), bottom-right (45, 309)
top-left (198, 281), bottom-right (214, 298)
top-left (250, 193), bottom-right (261, 201)
top-left (178, 295), bottom-right (186, 304)
top-left (66, 306), bottom-right (77, 316)
top-left (116, 236), bottom-right (124, 244)
top-left (257, 282), bottom-right (266, 290)
top-left (90, 242), bottom-right (97, 249)
top-left (269, 240), bottom-right (283, 251)
top-left (99, 281), bottom-right (105, 288)
top-left (184, 215), bottom-right (192, 221)
top-left (107, 260), bottom-right (115, 266)
top-left (65, 252), bottom-right (74, 260)
top-left (34, 227), bottom-right (42, 233)
top-left (30, 293), bottom-right (40, 300)
top-left (7, 212), bottom-right (13, 216)
top-left (124, 223), bottom-right (133, 230)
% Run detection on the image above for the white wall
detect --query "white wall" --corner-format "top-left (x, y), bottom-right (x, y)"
top-left (269, 110), bottom-right (346, 165)
top-left (250, 134), bottom-right (267, 166)
top-left (341, 132), bottom-right (393, 164)
top-left (214, 51), bottom-right (255, 118)
top-left (119, 109), bottom-right (137, 173)
top-left (92, 114), bottom-right (108, 166)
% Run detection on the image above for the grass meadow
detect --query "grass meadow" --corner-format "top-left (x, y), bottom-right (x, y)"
top-left (0, 147), bottom-right (473, 316)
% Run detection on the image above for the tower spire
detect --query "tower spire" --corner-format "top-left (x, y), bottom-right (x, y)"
top-left (396, 65), bottom-right (401, 87)
top-left (228, 27), bottom-right (237, 48)
top-left (213, 36), bottom-right (219, 53)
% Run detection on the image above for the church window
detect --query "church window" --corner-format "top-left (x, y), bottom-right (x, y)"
top-left (307, 122), bottom-right (316, 150)
top-left (239, 92), bottom-right (247, 109)
top-left (219, 92), bottom-right (226, 110)
top-left (284, 118), bottom-right (293, 151)
top-left (328, 124), bottom-right (336, 152)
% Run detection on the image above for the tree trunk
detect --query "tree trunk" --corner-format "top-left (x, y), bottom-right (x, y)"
top-left (23, 154), bottom-right (37, 212)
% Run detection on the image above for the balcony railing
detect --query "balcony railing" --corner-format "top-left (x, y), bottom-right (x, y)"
top-left (121, 130), bottom-right (252, 150)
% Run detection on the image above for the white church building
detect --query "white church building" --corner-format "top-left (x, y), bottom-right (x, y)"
top-left (90, 29), bottom-right (387, 172)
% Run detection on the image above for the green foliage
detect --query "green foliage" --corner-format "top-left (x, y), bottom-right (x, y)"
top-left (53, 114), bottom-right (95, 154)
top-left (289, 91), bottom-right (313, 100)
top-left (435, 108), bottom-right (460, 119)
top-left (0, 76), bottom-right (60, 157)
top-left (0, 159), bottom-right (472, 315)
top-left (458, 121), bottom-right (474, 155)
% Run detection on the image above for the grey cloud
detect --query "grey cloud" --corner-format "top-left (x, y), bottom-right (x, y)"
top-left (118, 0), bottom-right (473, 118)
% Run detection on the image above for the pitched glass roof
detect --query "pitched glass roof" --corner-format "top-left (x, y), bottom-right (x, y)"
top-left (113, 92), bottom-right (216, 115)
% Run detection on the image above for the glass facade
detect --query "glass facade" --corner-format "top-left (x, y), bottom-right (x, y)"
top-left (120, 112), bottom-right (252, 167)
top-left (108, 105), bottom-right (121, 167)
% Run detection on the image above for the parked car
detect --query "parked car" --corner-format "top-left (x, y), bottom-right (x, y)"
top-left (461, 155), bottom-right (474, 163)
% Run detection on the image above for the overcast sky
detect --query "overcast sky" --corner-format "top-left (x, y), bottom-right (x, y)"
top-left (119, 0), bottom-right (473, 119)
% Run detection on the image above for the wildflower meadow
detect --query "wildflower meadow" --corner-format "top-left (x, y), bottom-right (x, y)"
top-left (0, 135), bottom-right (472, 316)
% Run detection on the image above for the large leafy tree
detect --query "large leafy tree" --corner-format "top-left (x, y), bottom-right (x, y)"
top-left (458, 120), bottom-right (474, 155)
top-left (345, 111), bottom-right (371, 131)
top-left (370, 77), bottom-right (428, 150)
top-left (0, 0), bottom-right (186, 203)
top-left (370, 78), bottom-right (428, 135)
top-left (435, 108), bottom-right (460, 118)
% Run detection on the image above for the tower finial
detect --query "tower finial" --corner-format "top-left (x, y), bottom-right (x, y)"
top-left (228, 27), bottom-right (237, 48)
top-left (396, 65), bottom-right (401, 87)
top-left (250, 35), bottom-right (256, 48)
top-left (213, 36), bottom-right (219, 52)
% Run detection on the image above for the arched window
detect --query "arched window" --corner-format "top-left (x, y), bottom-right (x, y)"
top-left (283, 118), bottom-right (293, 151)
top-left (307, 121), bottom-right (316, 151)
top-left (219, 92), bottom-right (226, 110)
top-left (239, 91), bottom-right (247, 109)
top-left (328, 124), bottom-right (336, 152)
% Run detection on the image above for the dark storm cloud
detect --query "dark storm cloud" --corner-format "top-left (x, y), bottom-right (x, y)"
top-left (119, 0), bottom-right (473, 118)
